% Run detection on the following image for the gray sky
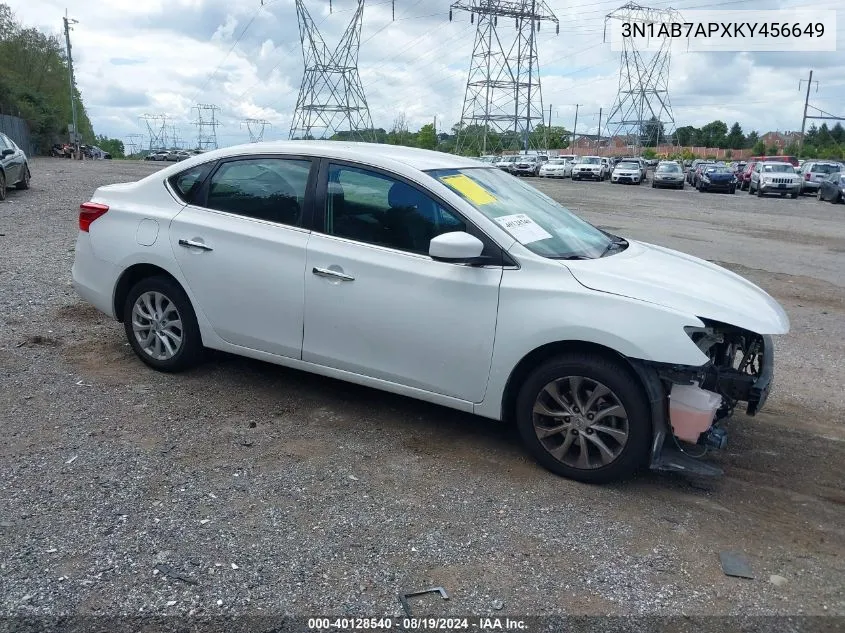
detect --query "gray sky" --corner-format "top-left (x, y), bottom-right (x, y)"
top-left (8, 0), bottom-right (845, 148)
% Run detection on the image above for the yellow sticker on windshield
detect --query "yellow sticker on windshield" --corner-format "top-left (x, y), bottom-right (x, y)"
top-left (440, 174), bottom-right (498, 205)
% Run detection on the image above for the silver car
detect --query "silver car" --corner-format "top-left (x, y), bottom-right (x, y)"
top-left (799, 160), bottom-right (843, 194)
top-left (652, 161), bottom-right (685, 189)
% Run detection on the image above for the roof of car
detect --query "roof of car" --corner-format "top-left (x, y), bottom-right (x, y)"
top-left (177, 140), bottom-right (483, 171)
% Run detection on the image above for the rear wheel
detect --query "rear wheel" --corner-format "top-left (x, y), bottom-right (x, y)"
top-left (0, 171), bottom-right (6, 201)
top-left (515, 354), bottom-right (651, 483)
top-left (15, 165), bottom-right (30, 190)
top-left (123, 276), bottom-right (203, 372)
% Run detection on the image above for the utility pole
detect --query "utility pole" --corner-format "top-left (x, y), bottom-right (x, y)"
top-left (798, 70), bottom-right (817, 156)
top-left (546, 103), bottom-right (552, 150)
top-left (596, 107), bottom-right (603, 152)
top-left (63, 12), bottom-right (80, 159)
top-left (572, 104), bottom-right (580, 149)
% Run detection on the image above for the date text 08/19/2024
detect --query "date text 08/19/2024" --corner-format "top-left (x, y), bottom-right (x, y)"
top-left (307, 617), bottom-right (529, 630)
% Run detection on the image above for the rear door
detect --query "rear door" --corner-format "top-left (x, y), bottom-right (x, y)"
top-left (169, 156), bottom-right (316, 358)
top-left (0, 134), bottom-right (19, 184)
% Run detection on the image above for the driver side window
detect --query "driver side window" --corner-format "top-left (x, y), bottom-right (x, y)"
top-left (324, 164), bottom-right (465, 255)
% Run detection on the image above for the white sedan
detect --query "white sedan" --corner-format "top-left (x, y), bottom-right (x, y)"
top-left (72, 142), bottom-right (789, 483)
top-left (538, 159), bottom-right (572, 178)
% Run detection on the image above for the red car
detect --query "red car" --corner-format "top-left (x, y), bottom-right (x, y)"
top-left (739, 161), bottom-right (757, 190)
top-left (748, 155), bottom-right (799, 168)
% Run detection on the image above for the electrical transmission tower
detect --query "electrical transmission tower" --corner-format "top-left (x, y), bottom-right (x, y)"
top-left (450, 0), bottom-right (559, 155)
top-left (604, 3), bottom-right (679, 150)
top-left (242, 119), bottom-right (272, 143)
top-left (194, 104), bottom-right (221, 150)
top-left (289, 0), bottom-right (376, 141)
top-left (125, 133), bottom-right (145, 156)
top-left (140, 114), bottom-right (169, 150)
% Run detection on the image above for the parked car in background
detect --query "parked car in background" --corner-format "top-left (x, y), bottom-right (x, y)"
top-left (495, 155), bottom-right (519, 173)
top-left (511, 155), bottom-right (543, 177)
top-left (816, 172), bottom-right (845, 203)
top-left (611, 160), bottom-right (643, 185)
top-left (749, 161), bottom-right (801, 198)
top-left (166, 150), bottom-right (191, 162)
top-left (697, 165), bottom-right (737, 194)
top-left (71, 141), bottom-right (790, 483)
top-left (571, 156), bottom-right (608, 181)
top-left (748, 155), bottom-right (799, 168)
top-left (799, 161), bottom-right (843, 194)
top-left (538, 158), bottom-right (572, 178)
top-left (652, 161), bottom-right (685, 189)
top-left (690, 161), bottom-right (716, 188)
top-left (686, 160), bottom-right (709, 185)
top-left (738, 161), bottom-right (757, 190)
top-left (0, 131), bottom-right (31, 200)
top-left (145, 151), bottom-right (169, 161)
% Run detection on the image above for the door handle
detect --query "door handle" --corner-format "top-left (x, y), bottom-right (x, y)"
top-left (178, 239), bottom-right (213, 251)
top-left (312, 267), bottom-right (355, 281)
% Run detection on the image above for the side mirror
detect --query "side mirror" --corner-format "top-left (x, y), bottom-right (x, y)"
top-left (1, 148), bottom-right (14, 157)
top-left (429, 231), bottom-right (484, 264)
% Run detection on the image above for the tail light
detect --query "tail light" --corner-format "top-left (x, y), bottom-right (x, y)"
top-left (804, 173), bottom-right (811, 180)
top-left (79, 202), bottom-right (109, 232)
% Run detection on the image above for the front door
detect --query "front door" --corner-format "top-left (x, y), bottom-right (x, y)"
top-left (302, 163), bottom-right (502, 402)
top-left (169, 157), bottom-right (315, 358)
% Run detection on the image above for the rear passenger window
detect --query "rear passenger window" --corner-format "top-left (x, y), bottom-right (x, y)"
top-left (169, 163), bottom-right (213, 204)
top-left (205, 158), bottom-right (311, 227)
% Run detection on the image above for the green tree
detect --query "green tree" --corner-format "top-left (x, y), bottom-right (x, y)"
top-left (674, 125), bottom-right (697, 146)
top-left (831, 122), bottom-right (844, 144)
top-left (725, 149), bottom-right (733, 159)
top-left (745, 130), bottom-right (759, 149)
top-left (784, 141), bottom-right (800, 157)
top-left (752, 140), bottom-right (766, 155)
top-left (95, 135), bottom-right (124, 158)
top-left (416, 123), bottom-right (437, 150)
top-left (699, 120), bottom-right (729, 148)
top-left (767, 144), bottom-right (780, 156)
top-left (0, 3), bottom-right (95, 152)
top-left (726, 122), bottom-right (745, 149)
top-left (640, 116), bottom-right (665, 146)
top-left (641, 147), bottom-right (657, 159)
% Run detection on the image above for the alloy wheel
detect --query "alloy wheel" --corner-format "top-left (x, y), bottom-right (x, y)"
top-left (131, 291), bottom-right (184, 361)
top-left (532, 376), bottom-right (629, 470)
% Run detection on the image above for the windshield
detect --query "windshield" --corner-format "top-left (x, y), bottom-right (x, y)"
top-left (811, 163), bottom-right (841, 174)
top-left (581, 157), bottom-right (601, 165)
top-left (657, 163), bottom-right (680, 173)
top-left (548, 159), bottom-right (567, 165)
top-left (429, 167), bottom-right (614, 260)
top-left (763, 164), bottom-right (794, 173)
top-left (706, 167), bottom-right (732, 174)
top-left (617, 162), bottom-right (639, 170)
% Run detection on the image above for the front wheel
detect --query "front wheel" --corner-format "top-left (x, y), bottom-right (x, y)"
top-left (757, 184), bottom-right (764, 197)
top-left (790, 191), bottom-right (798, 199)
top-left (123, 276), bottom-right (204, 372)
top-left (515, 354), bottom-right (651, 483)
top-left (16, 165), bottom-right (30, 190)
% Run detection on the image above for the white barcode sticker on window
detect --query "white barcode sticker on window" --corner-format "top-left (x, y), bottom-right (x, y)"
top-left (493, 213), bottom-right (552, 244)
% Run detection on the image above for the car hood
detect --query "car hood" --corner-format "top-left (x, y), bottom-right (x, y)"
top-left (564, 240), bottom-right (790, 335)
top-left (704, 172), bottom-right (733, 180)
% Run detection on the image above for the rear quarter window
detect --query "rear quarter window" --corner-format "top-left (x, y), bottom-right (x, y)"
top-left (168, 162), bottom-right (214, 204)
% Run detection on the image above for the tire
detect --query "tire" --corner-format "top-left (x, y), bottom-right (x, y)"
top-left (730, 186), bottom-right (736, 194)
top-left (757, 183), bottom-right (764, 197)
top-left (790, 191), bottom-right (798, 199)
top-left (651, 182), bottom-right (656, 188)
top-left (123, 275), bottom-right (204, 372)
top-left (0, 171), bottom-right (6, 201)
top-left (15, 164), bottom-right (30, 190)
top-left (515, 353), bottom-right (651, 483)
top-left (748, 182), bottom-right (754, 195)
top-left (817, 189), bottom-right (823, 201)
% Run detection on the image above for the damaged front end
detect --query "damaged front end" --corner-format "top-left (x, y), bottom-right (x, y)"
top-left (630, 319), bottom-right (774, 477)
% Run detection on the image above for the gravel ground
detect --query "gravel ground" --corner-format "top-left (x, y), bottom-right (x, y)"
top-left (1, 158), bottom-right (844, 624)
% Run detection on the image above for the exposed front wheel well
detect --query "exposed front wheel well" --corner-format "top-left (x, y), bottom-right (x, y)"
top-left (501, 340), bottom-right (645, 423)
top-left (113, 264), bottom-right (183, 322)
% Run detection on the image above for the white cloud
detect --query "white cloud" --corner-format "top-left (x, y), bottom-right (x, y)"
top-left (6, 0), bottom-right (844, 148)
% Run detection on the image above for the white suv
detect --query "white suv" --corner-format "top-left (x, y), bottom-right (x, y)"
top-left (71, 142), bottom-right (789, 483)
top-left (571, 156), bottom-right (608, 181)
top-left (799, 160), bottom-right (843, 194)
top-left (749, 161), bottom-right (801, 198)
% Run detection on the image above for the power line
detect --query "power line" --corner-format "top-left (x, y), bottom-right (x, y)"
top-left (451, 0), bottom-right (560, 155)
top-left (290, 0), bottom-right (377, 140)
top-left (241, 118), bottom-right (272, 142)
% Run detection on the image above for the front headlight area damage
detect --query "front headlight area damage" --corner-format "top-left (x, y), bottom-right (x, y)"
top-left (630, 319), bottom-right (774, 477)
